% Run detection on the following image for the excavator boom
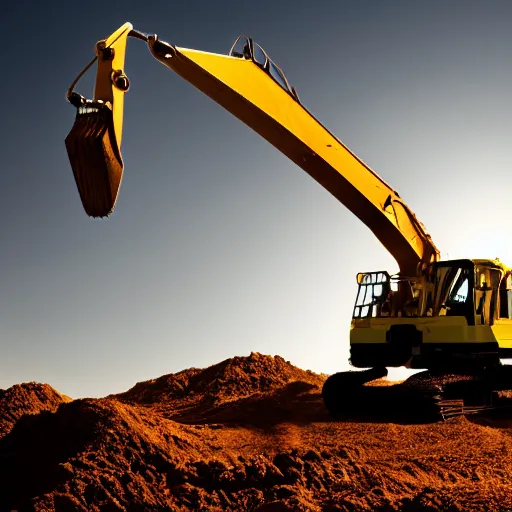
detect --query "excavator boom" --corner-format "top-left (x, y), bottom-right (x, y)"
top-left (65, 25), bottom-right (439, 276)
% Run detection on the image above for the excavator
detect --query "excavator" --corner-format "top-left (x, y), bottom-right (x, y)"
top-left (65, 23), bottom-right (512, 419)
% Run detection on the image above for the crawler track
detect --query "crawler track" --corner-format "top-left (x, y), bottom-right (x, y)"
top-left (322, 365), bottom-right (512, 423)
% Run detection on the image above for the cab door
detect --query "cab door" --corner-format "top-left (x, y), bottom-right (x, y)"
top-left (474, 266), bottom-right (501, 326)
top-left (494, 273), bottom-right (512, 355)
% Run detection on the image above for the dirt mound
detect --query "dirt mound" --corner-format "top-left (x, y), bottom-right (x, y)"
top-left (0, 398), bottom-right (211, 510)
top-left (119, 352), bottom-right (324, 402)
top-left (116, 353), bottom-right (326, 420)
top-left (0, 382), bottom-right (71, 439)
top-left (1, 355), bottom-right (512, 511)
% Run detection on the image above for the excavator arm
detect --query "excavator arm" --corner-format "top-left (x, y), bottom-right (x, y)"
top-left (65, 24), bottom-right (440, 276)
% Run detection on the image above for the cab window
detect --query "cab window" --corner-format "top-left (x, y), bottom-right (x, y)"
top-left (475, 267), bottom-right (501, 325)
top-left (499, 273), bottom-right (512, 319)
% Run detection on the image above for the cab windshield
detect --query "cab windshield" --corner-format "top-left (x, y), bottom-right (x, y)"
top-left (431, 263), bottom-right (474, 321)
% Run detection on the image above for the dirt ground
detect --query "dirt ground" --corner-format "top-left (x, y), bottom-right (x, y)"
top-left (1, 353), bottom-right (512, 511)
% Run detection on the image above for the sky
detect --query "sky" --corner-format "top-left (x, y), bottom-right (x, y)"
top-left (1, 1), bottom-right (511, 398)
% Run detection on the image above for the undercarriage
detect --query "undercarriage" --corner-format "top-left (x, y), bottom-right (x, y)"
top-left (322, 363), bottom-right (512, 422)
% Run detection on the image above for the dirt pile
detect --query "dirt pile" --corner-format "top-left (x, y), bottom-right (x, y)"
top-left (116, 352), bottom-right (327, 424)
top-left (0, 382), bottom-right (71, 439)
top-left (1, 354), bottom-right (512, 511)
top-left (117, 352), bottom-right (324, 402)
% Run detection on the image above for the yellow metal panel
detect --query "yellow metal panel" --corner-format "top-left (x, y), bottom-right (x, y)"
top-left (352, 316), bottom-right (468, 329)
top-left (421, 325), bottom-right (496, 344)
top-left (350, 322), bottom-right (497, 344)
top-left (492, 319), bottom-right (512, 348)
top-left (94, 22), bottom-right (132, 148)
top-left (350, 328), bottom-right (387, 344)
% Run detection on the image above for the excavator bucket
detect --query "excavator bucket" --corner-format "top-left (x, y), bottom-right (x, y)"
top-left (65, 103), bottom-right (123, 217)
top-left (65, 23), bottom-right (132, 217)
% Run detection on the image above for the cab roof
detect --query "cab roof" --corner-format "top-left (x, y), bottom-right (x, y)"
top-left (471, 258), bottom-right (510, 273)
top-left (437, 258), bottom-right (510, 273)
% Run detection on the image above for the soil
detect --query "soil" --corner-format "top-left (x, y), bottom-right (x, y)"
top-left (1, 352), bottom-right (512, 511)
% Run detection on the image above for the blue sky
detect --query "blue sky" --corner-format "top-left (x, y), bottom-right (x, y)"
top-left (1, 1), bottom-right (511, 397)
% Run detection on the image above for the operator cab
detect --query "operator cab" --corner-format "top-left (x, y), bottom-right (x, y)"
top-left (229, 35), bottom-right (300, 102)
top-left (353, 259), bottom-right (512, 326)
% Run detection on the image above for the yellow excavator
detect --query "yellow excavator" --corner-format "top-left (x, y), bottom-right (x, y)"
top-left (65, 24), bottom-right (512, 417)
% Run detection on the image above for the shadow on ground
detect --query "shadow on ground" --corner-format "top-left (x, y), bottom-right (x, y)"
top-left (168, 381), bottom-right (444, 427)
